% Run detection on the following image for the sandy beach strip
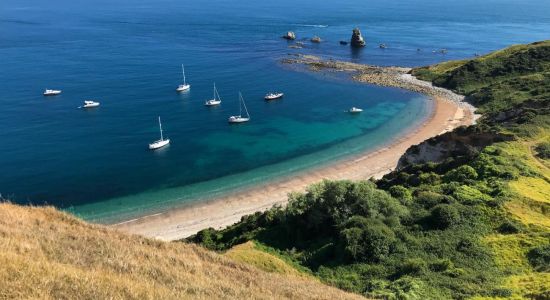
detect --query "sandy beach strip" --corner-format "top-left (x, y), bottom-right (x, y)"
top-left (113, 90), bottom-right (475, 241)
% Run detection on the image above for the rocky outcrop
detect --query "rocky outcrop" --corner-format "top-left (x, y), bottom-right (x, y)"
top-left (397, 127), bottom-right (512, 168)
top-left (282, 31), bottom-right (296, 40)
top-left (350, 28), bottom-right (365, 47)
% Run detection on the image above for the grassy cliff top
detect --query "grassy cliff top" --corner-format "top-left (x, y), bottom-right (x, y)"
top-left (0, 202), bottom-right (364, 300)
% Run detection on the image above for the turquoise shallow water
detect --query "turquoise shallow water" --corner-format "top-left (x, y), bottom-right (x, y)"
top-left (1, 0), bottom-right (549, 222)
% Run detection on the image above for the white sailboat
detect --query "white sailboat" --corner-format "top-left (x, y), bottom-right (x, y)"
top-left (204, 83), bottom-right (222, 106)
top-left (176, 64), bottom-right (190, 92)
top-left (228, 92), bottom-right (250, 123)
top-left (149, 116), bottom-right (170, 150)
top-left (348, 107), bottom-right (363, 113)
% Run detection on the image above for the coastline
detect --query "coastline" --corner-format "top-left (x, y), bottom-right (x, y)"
top-left (113, 57), bottom-right (476, 241)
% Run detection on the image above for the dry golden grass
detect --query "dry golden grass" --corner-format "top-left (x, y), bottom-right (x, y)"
top-left (0, 203), bottom-right (365, 300)
top-left (225, 241), bottom-right (308, 278)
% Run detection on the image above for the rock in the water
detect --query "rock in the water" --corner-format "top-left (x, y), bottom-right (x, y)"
top-left (311, 36), bottom-right (321, 43)
top-left (339, 41), bottom-right (348, 45)
top-left (350, 28), bottom-right (365, 47)
top-left (282, 31), bottom-right (296, 40)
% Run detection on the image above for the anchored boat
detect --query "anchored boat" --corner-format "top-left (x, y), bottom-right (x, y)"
top-left (80, 100), bottom-right (100, 108)
top-left (149, 116), bottom-right (170, 150)
top-left (176, 64), bottom-right (190, 92)
top-left (43, 89), bottom-right (62, 96)
top-left (228, 92), bottom-right (250, 123)
top-left (205, 83), bottom-right (222, 106)
top-left (264, 92), bottom-right (284, 101)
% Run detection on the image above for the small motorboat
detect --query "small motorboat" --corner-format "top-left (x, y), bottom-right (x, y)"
top-left (205, 83), bottom-right (222, 106)
top-left (379, 43), bottom-right (387, 49)
top-left (81, 100), bottom-right (100, 108)
top-left (43, 89), bottom-right (62, 96)
top-left (176, 64), bottom-right (190, 92)
top-left (264, 92), bottom-right (284, 101)
top-left (149, 116), bottom-right (170, 150)
top-left (311, 36), bottom-right (321, 43)
top-left (228, 92), bottom-right (250, 123)
top-left (348, 107), bottom-right (363, 113)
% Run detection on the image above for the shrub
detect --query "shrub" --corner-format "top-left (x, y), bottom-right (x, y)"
top-left (453, 185), bottom-right (492, 205)
top-left (340, 217), bottom-right (396, 262)
top-left (388, 185), bottom-right (413, 205)
top-left (444, 165), bottom-right (479, 182)
top-left (527, 244), bottom-right (550, 272)
top-left (397, 259), bottom-right (428, 277)
top-left (534, 142), bottom-right (550, 159)
top-left (430, 258), bottom-right (454, 272)
top-left (497, 220), bottom-right (523, 234)
top-left (430, 204), bottom-right (460, 229)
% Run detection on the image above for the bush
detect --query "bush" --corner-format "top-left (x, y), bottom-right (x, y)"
top-left (535, 142), bottom-right (550, 159)
top-left (397, 259), bottom-right (428, 277)
top-left (430, 258), bottom-right (454, 272)
top-left (444, 165), bottom-right (479, 182)
top-left (453, 185), bottom-right (492, 205)
top-left (388, 185), bottom-right (413, 205)
top-left (527, 244), bottom-right (550, 272)
top-left (497, 220), bottom-right (523, 234)
top-left (430, 204), bottom-right (460, 229)
top-left (340, 217), bottom-right (396, 262)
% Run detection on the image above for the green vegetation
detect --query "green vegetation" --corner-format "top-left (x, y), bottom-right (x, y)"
top-left (188, 41), bottom-right (550, 299)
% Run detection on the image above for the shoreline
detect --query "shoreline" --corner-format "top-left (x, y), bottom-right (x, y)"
top-left (113, 57), bottom-right (476, 241)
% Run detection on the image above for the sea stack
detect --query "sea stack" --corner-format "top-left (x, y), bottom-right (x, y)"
top-left (350, 28), bottom-right (366, 47)
top-left (282, 31), bottom-right (296, 40)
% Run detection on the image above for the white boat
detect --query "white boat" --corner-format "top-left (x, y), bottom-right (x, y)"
top-left (204, 83), bottom-right (222, 106)
top-left (349, 107), bottom-right (363, 113)
top-left (176, 64), bottom-right (190, 92)
top-left (80, 100), bottom-right (100, 108)
top-left (264, 92), bottom-right (284, 100)
top-left (43, 89), bottom-right (62, 96)
top-left (149, 116), bottom-right (170, 150)
top-left (228, 92), bottom-right (250, 123)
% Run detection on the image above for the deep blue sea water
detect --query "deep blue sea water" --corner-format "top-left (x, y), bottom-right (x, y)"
top-left (1, 0), bottom-right (549, 222)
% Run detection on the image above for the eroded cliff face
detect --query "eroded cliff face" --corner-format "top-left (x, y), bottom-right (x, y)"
top-left (397, 126), bottom-right (512, 168)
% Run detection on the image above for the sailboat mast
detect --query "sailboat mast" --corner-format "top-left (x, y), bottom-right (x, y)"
top-left (158, 116), bottom-right (164, 141)
top-left (213, 83), bottom-right (216, 99)
top-left (240, 93), bottom-right (249, 118)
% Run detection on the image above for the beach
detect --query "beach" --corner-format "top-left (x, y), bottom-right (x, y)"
top-left (113, 58), bottom-right (476, 241)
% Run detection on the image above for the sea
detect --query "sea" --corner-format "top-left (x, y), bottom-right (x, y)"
top-left (1, 0), bottom-right (549, 223)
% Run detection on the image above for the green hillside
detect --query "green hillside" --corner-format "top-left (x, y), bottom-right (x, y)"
top-left (188, 41), bottom-right (550, 299)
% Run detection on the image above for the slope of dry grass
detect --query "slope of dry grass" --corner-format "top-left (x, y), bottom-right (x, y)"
top-left (0, 203), bottom-right (364, 300)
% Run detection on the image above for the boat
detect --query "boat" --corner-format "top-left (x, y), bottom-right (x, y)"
top-left (379, 43), bottom-right (387, 49)
top-left (348, 107), bottom-right (363, 113)
top-left (43, 89), bottom-right (62, 96)
top-left (204, 83), bottom-right (222, 106)
top-left (176, 64), bottom-right (190, 92)
top-left (264, 92), bottom-right (284, 101)
top-left (80, 100), bottom-right (100, 108)
top-left (228, 92), bottom-right (250, 123)
top-left (149, 116), bottom-right (170, 150)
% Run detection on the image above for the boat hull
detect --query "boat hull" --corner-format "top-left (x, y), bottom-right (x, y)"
top-left (176, 84), bottom-right (190, 92)
top-left (205, 99), bottom-right (221, 106)
top-left (264, 93), bottom-right (284, 100)
top-left (149, 139), bottom-right (170, 150)
top-left (228, 116), bottom-right (250, 123)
